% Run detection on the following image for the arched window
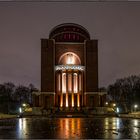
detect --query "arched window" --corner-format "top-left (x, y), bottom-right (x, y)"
top-left (59, 52), bottom-right (81, 65)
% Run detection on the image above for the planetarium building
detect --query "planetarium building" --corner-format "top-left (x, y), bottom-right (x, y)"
top-left (32, 23), bottom-right (106, 112)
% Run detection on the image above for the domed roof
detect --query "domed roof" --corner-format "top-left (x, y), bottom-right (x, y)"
top-left (49, 23), bottom-right (90, 42)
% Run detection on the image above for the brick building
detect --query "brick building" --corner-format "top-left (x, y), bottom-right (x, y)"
top-left (32, 23), bottom-right (106, 112)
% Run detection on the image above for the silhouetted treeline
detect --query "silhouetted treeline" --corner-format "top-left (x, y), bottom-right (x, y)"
top-left (107, 75), bottom-right (140, 112)
top-left (0, 82), bottom-right (38, 114)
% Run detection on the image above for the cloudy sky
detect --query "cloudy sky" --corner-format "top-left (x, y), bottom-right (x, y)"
top-left (0, 1), bottom-right (140, 89)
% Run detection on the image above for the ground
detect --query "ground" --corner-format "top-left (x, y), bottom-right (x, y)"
top-left (0, 116), bottom-right (140, 139)
top-left (0, 113), bottom-right (16, 119)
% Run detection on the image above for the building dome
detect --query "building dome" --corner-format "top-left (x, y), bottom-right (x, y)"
top-left (49, 23), bottom-right (90, 42)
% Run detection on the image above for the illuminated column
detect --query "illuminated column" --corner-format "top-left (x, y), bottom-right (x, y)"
top-left (62, 73), bottom-right (66, 93)
top-left (72, 71), bottom-right (74, 107)
top-left (77, 72), bottom-right (80, 107)
top-left (58, 72), bottom-right (61, 92)
top-left (60, 71), bottom-right (62, 93)
top-left (74, 73), bottom-right (78, 93)
top-left (81, 71), bottom-right (84, 106)
top-left (66, 71), bottom-right (68, 107)
top-left (60, 71), bottom-right (63, 107)
top-left (56, 72), bottom-right (58, 107)
top-left (60, 94), bottom-right (63, 107)
top-left (79, 72), bottom-right (82, 107)
top-left (77, 72), bottom-right (79, 93)
top-left (68, 73), bottom-right (72, 93)
top-left (68, 72), bottom-right (72, 108)
top-left (77, 94), bottom-right (80, 107)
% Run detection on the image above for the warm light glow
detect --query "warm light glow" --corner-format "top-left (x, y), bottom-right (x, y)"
top-left (62, 73), bottom-right (66, 93)
top-left (22, 103), bottom-right (26, 107)
top-left (60, 94), bottom-right (63, 107)
top-left (113, 103), bottom-right (116, 107)
top-left (105, 102), bottom-right (108, 105)
top-left (59, 118), bottom-right (81, 139)
top-left (134, 104), bottom-right (138, 108)
top-left (72, 94), bottom-right (74, 107)
top-left (66, 94), bottom-right (68, 107)
top-left (77, 94), bottom-right (80, 107)
top-left (67, 54), bottom-right (74, 64)
top-left (58, 52), bottom-right (81, 65)
top-left (74, 73), bottom-right (78, 93)
top-left (55, 65), bottom-right (85, 71)
top-left (68, 73), bottom-right (72, 92)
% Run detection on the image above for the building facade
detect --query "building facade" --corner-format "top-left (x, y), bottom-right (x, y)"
top-left (33, 23), bottom-right (106, 111)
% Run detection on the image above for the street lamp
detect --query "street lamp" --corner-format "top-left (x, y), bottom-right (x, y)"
top-left (105, 102), bottom-right (108, 106)
top-left (19, 107), bottom-right (22, 113)
top-left (113, 103), bottom-right (116, 107)
top-left (134, 104), bottom-right (138, 112)
top-left (116, 107), bottom-right (119, 113)
top-left (22, 103), bottom-right (26, 107)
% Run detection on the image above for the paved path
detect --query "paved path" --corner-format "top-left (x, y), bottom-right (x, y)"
top-left (119, 112), bottom-right (140, 119)
top-left (0, 114), bottom-right (16, 119)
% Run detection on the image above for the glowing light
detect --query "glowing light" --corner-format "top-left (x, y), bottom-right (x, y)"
top-left (19, 107), bottom-right (22, 113)
top-left (77, 94), bottom-right (80, 107)
top-left (104, 118), bottom-right (109, 130)
top-left (116, 118), bottom-right (120, 128)
top-left (105, 102), bottom-right (108, 105)
top-left (55, 65), bottom-right (85, 71)
top-left (134, 104), bottom-right (138, 108)
top-left (74, 73), bottom-right (78, 93)
top-left (66, 94), bottom-right (68, 107)
top-left (22, 103), bottom-right (26, 107)
top-left (68, 73), bottom-right (72, 92)
top-left (134, 120), bottom-right (138, 126)
top-left (67, 54), bottom-right (74, 64)
top-left (113, 103), bottom-right (116, 107)
top-left (59, 118), bottom-right (82, 138)
top-left (72, 94), bottom-right (74, 107)
top-left (18, 118), bottom-right (27, 138)
top-left (62, 73), bottom-right (66, 93)
top-left (59, 52), bottom-right (81, 65)
top-left (19, 118), bottom-right (22, 130)
top-left (60, 94), bottom-right (63, 107)
top-left (116, 107), bottom-right (119, 113)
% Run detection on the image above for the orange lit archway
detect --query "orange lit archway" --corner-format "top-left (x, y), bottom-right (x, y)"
top-left (58, 52), bottom-right (81, 65)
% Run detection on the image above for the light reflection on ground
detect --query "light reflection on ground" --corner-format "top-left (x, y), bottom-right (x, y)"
top-left (0, 117), bottom-right (139, 139)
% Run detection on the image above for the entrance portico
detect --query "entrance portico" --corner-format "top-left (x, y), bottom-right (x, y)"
top-left (55, 67), bottom-right (84, 109)
top-left (55, 51), bottom-right (84, 109)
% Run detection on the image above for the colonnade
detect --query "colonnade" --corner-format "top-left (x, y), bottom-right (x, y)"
top-left (55, 70), bottom-right (83, 108)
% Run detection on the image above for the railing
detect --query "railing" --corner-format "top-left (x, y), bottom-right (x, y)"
top-left (55, 65), bottom-right (85, 71)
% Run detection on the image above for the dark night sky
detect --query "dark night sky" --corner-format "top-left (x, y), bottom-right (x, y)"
top-left (0, 1), bottom-right (140, 89)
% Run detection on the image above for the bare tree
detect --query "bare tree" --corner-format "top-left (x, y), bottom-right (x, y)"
top-left (108, 75), bottom-right (140, 112)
